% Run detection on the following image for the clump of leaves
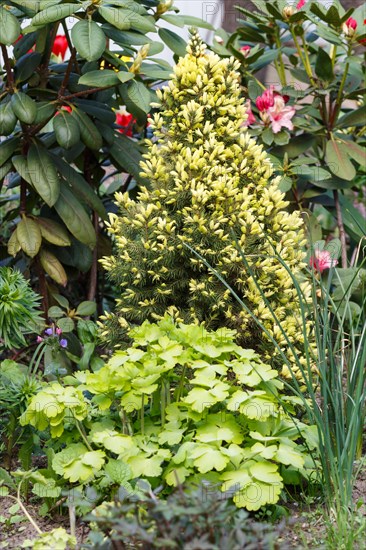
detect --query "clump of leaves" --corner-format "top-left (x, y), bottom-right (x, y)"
top-left (0, 360), bottom-right (40, 469)
top-left (0, 267), bottom-right (42, 349)
top-left (22, 527), bottom-right (76, 550)
top-left (87, 481), bottom-right (286, 549)
top-left (39, 295), bottom-right (103, 377)
top-left (20, 316), bottom-right (319, 512)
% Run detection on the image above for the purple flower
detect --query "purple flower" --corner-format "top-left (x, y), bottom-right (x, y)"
top-left (45, 328), bottom-right (54, 336)
top-left (60, 339), bottom-right (68, 348)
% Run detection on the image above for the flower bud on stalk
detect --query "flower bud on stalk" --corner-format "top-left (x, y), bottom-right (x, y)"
top-left (129, 44), bottom-right (150, 74)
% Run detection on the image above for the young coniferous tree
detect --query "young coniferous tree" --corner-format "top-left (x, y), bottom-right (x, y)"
top-left (101, 30), bottom-right (313, 380)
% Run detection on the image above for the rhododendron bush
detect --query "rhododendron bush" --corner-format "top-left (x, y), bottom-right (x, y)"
top-left (0, 0), bottom-right (211, 311)
top-left (214, 0), bottom-right (365, 267)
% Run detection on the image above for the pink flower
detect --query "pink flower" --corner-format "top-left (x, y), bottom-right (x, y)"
top-left (244, 100), bottom-right (256, 126)
top-left (255, 86), bottom-right (275, 112)
top-left (296, 0), bottom-right (306, 10)
top-left (266, 95), bottom-right (296, 133)
top-left (56, 327), bottom-right (62, 335)
top-left (240, 45), bottom-right (251, 56)
top-left (343, 17), bottom-right (358, 37)
top-left (36, 336), bottom-right (43, 343)
top-left (309, 249), bottom-right (338, 273)
top-left (345, 17), bottom-right (357, 30)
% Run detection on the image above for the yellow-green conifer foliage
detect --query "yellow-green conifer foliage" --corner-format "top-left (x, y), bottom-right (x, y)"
top-left (101, 31), bottom-right (312, 380)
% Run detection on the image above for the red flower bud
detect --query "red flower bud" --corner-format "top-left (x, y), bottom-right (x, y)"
top-left (345, 17), bottom-right (357, 30)
top-left (116, 110), bottom-right (135, 136)
top-left (52, 35), bottom-right (68, 60)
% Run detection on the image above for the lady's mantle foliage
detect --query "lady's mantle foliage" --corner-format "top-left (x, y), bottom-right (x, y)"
top-left (21, 317), bottom-right (318, 511)
top-left (100, 31), bottom-right (312, 380)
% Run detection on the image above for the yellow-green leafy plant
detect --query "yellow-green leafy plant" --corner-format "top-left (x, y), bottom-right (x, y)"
top-left (100, 30), bottom-right (313, 380)
top-left (20, 317), bottom-right (319, 512)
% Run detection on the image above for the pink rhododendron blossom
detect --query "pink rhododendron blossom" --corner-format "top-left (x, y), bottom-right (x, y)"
top-left (296, 0), bottom-right (306, 9)
top-left (309, 249), bottom-right (338, 273)
top-left (244, 101), bottom-right (256, 125)
top-left (255, 86), bottom-right (275, 112)
top-left (266, 95), bottom-right (296, 133)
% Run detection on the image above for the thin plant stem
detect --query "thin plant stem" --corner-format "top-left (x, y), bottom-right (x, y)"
top-left (75, 419), bottom-right (93, 451)
top-left (141, 395), bottom-right (145, 435)
top-left (334, 190), bottom-right (348, 268)
top-left (13, 480), bottom-right (42, 534)
top-left (274, 30), bottom-right (287, 87)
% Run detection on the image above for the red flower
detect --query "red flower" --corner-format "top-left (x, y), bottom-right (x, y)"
top-left (116, 109), bottom-right (135, 136)
top-left (52, 35), bottom-right (68, 60)
top-left (56, 106), bottom-right (72, 115)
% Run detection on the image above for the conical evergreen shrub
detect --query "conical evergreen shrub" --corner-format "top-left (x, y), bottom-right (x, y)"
top-left (100, 31), bottom-right (312, 380)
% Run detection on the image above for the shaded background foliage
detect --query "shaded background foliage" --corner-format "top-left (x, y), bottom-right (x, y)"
top-left (0, 0), bottom-right (212, 317)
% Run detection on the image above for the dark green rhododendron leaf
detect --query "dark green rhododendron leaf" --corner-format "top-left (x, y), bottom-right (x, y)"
top-left (0, 137), bottom-right (20, 167)
top-left (99, 6), bottom-right (131, 30)
top-left (0, 102), bottom-right (17, 136)
top-left (14, 52), bottom-right (42, 83)
top-left (0, 7), bottom-right (21, 45)
top-left (16, 216), bottom-right (42, 258)
top-left (34, 102), bottom-right (57, 124)
top-left (55, 184), bottom-right (96, 248)
top-left (52, 155), bottom-right (107, 219)
top-left (158, 28), bottom-right (187, 57)
top-left (31, 3), bottom-right (80, 26)
top-left (40, 249), bottom-right (68, 286)
top-left (315, 48), bottom-right (334, 82)
top-left (11, 92), bottom-right (37, 124)
top-left (71, 19), bottom-right (106, 62)
top-left (53, 111), bottom-right (80, 149)
top-left (27, 143), bottom-right (60, 206)
top-left (325, 140), bottom-right (356, 181)
top-left (70, 108), bottom-right (103, 150)
top-left (78, 70), bottom-right (120, 87)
